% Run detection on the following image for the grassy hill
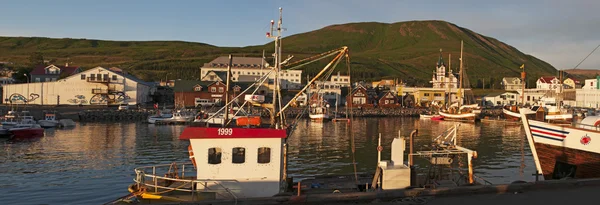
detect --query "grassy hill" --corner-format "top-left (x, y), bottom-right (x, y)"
top-left (0, 20), bottom-right (557, 87)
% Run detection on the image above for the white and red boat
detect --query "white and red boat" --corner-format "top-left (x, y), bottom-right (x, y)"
top-left (9, 123), bottom-right (44, 139)
top-left (520, 108), bottom-right (600, 180)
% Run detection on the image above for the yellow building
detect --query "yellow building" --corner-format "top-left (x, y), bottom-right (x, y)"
top-left (563, 78), bottom-right (581, 89)
top-left (414, 88), bottom-right (446, 106)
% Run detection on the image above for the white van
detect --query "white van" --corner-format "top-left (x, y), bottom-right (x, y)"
top-left (195, 98), bottom-right (215, 107)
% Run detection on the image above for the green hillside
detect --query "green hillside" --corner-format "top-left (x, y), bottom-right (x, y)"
top-left (0, 20), bottom-right (556, 87)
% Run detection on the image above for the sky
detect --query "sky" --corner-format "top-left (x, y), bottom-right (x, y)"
top-left (0, 0), bottom-right (599, 70)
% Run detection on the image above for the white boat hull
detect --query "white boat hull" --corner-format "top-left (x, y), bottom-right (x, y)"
top-left (438, 111), bottom-right (477, 122)
top-left (545, 114), bottom-right (573, 121)
top-left (38, 120), bottom-right (59, 128)
top-left (309, 113), bottom-right (330, 121)
top-left (59, 119), bottom-right (76, 127)
top-left (502, 108), bottom-right (521, 120)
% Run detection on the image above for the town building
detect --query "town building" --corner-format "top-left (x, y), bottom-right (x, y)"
top-left (563, 78), bottom-right (581, 89)
top-left (582, 78), bottom-right (600, 90)
top-left (536, 76), bottom-right (562, 92)
top-left (0, 67), bottom-right (15, 85)
top-left (377, 90), bottom-right (399, 107)
top-left (2, 67), bottom-right (152, 105)
top-left (173, 79), bottom-right (269, 108)
top-left (200, 56), bottom-right (302, 89)
top-left (29, 64), bottom-right (82, 82)
top-left (346, 85), bottom-right (375, 108)
top-left (308, 81), bottom-right (343, 106)
top-left (372, 79), bottom-right (396, 89)
top-left (501, 77), bottom-right (523, 91)
top-left (482, 91), bottom-right (519, 106)
top-left (330, 72), bottom-right (351, 87)
top-left (414, 88), bottom-right (446, 107)
top-left (430, 50), bottom-right (458, 90)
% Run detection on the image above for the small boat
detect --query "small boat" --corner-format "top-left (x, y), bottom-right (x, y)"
top-left (502, 106), bottom-right (521, 121)
top-left (309, 103), bottom-right (331, 121)
top-left (9, 123), bottom-right (44, 139)
top-left (38, 111), bottom-right (59, 128)
top-left (431, 115), bottom-right (444, 121)
top-left (155, 110), bottom-right (195, 124)
top-left (520, 108), bottom-right (600, 180)
top-left (59, 119), bottom-right (76, 128)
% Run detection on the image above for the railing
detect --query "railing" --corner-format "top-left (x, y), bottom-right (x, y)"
top-left (86, 77), bottom-right (109, 83)
top-left (133, 162), bottom-right (239, 200)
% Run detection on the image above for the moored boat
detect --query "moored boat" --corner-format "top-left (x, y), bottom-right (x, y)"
top-left (502, 106), bottom-right (521, 121)
top-left (520, 108), bottom-right (600, 180)
top-left (38, 111), bottom-right (59, 128)
top-left (9, 123), bottom-right (44, 139)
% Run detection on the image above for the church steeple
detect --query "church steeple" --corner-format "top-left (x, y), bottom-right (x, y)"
top-left (437, 48), bottom-right (445, 67)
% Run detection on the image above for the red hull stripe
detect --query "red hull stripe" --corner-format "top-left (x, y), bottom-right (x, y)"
top-left (179, 127), bottom-right (287, 139)
top-left (530, 128), bottom-right (567, 138)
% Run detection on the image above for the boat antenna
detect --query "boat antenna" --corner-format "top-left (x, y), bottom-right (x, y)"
top-left (571, 44), bottom-right (600, 70)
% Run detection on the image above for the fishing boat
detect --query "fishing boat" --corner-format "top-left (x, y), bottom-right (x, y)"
top-left (520, 108), bottom-right (600, 180)
top-left (38, 111), bottom-right (59, 128)
top-left (438, 41), bottom-right (481, 122)
top-left (154, 109), bottom-right (195, 124)
top-left (431, 115), bottom-right (444, 121)
top-left (502, 105), bottom-right (521, 121)
top-left (1, 110), bottom-right (19, 129)
top-left (309, 102), bottom-right (330, 121)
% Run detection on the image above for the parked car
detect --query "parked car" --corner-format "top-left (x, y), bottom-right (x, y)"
top-left (195, 98), bottom-right (215, 107)
top-left (118, 104), bottom-right (129, 110)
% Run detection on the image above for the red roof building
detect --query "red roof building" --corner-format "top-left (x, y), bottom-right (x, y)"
top-left (29, 64), bottom-right (82, 82)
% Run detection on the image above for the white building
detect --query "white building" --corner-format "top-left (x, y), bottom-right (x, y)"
top-left (582, 78), bottom-right (599, 90)
top-left (330, 72), bottom-right (351, 87)
top-left (536, 76), bottom-right (562, 92)
top-left (576, 88), bottom-right (600, 108)
top-left (501, 77), bottom-right (523, 91)
top-left (482, 91), bottom-right (519, 106)
top-left (308, 81), bottom-right (343, 105)
top-left (430, 50), bottom-right (458, 89)
top-left (200, 56), bottom-right (302, 89)
top-left (2, 67), bottom-right (153, 105)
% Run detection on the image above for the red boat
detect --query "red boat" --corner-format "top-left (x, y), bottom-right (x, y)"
top-left (431, 115), bottom-right (444, 121)
top-left (9, 124), bottom-right (44, 139)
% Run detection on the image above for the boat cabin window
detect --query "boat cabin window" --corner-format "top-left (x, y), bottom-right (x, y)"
top-left (232, 147), bottom-right (245, 164)
top-left (257, 147), bottom-right (271, 164)
top-left (208, 148), bottom-right (222, 164)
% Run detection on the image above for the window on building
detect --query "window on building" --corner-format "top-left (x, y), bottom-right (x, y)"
top-left (112, 75), bottom-right (117, 81)
top-left (424, 93), bottom-right (430, 96)
top-left (81, 74), bottom-right (86, 80)
top-left (97, 74), bottom-right (102, 81)
top-left (334, 78), bottom-right (338, 82)
top-left (52, 78), bottom-right (56, 81)
top-left (344, 79), bottom-right (348, 82)
top-left (211, 87), bottom-right (216, 93)
top-left (385, 100), bottom-right (389, 104)
top-left (45, 77), bottom-right (50, 82)
top-left (232, 147), bottom-right (245, 164)
top-left (90, 74), bottom-right (95, 80)
top-left (103, 74), bottom-right (109, 81)
top-left (208, 148), bottom-right (222, 164)
top-left (234, 87), bottom-right (241, 92)
top-left (194, 86), bottom-right (202, 92)
top-left (257, 147), bottom-right (271, 164)
top-left (35, 78), bottom-right (40, 82)
top-left (434, 93), bottom-right (441, 97)
top-left (218, 87), bottom-right (224, 93)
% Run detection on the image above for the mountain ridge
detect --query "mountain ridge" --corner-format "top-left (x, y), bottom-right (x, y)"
top-left (0, 20), bottom-right (557, 88)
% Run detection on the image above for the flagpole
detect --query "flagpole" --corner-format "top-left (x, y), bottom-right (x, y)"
top-left (521, 64), bottom-right (525, 105)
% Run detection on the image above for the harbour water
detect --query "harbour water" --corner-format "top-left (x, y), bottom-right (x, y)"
top-left (0, 118), bottom-right (536, 204)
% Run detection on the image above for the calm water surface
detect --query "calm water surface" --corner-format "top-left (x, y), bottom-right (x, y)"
top-left (0, 118), bottom-right (535, 204)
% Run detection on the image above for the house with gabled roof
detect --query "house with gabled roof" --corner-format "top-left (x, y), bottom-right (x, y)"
top-left (536, 76), bottom-right (562, 92)
top-left (378, 90), bottom-right (399, 108)
top-left (501, 77), bottom-right (523, 91)
top-left (30, 64), bottom-right (82, 82)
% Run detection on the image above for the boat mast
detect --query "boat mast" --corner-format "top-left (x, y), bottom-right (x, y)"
top-left (521, 64), bottom-right (526, 106)
top-left (458, 41), bottom-right (464, 112)
top-left (224, 55), bottom-right (232, 126)
top-left (267, 7), bottom-right (283, 128)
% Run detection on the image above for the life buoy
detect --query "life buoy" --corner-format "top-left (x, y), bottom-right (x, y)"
top-left (188, 145), bottom-right (197, 169)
